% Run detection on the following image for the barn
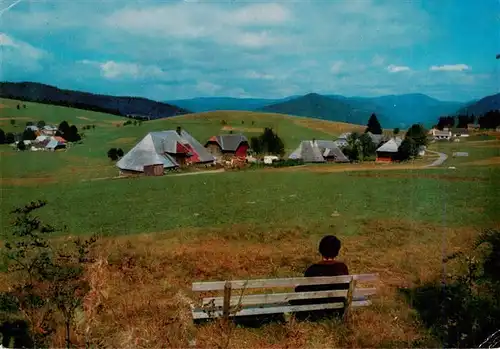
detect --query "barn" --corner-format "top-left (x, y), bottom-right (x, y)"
top-left (205, 134), bottom-right (249, 160)
top-left (116, 127), bottom-right (215, 175)
top-left (376, 137), bottom-right (403, 163)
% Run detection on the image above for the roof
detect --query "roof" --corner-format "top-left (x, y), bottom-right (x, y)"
top-left (54, 136), bottom-right (66, 143)
top-left (289, 140), bottom-right (349, 162)
top-left (376, 138), bottom-right (402, 153)
top-left (43, 125), bottom-right (58, 130)
top-left (206, 134), bottom-right (248, 151)
top-left (451, 128), bottom-right (469, 134)
top-left (434, 130), bottom-right (451, 137)
top-left (366, 132), bottom-right (384, 145)
top-left (26, 125), bottom-right (39, 131)
top-left (116, 129), bottom-right (215, 172)
top-left (337, 132), bottom-right (352, 140)
top-left (35, 135), bottom-right (49, 143)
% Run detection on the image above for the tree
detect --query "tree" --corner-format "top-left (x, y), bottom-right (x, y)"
top-left (396, 138), bottom-right (418, 161)
top-left (359, 133), bottom-right (377, 158)
top-left (250, 136), bottom-right (262, 154)
top-left (405, 124), bottom-right (428, 147)
top-left (26, 121), bottom-right (34, 127)
top-left (343, 132), bottom-right (363, 161)
top-left (365, 113), bottom-right (383, 135)
top-left (393, 127), bottom-right (400, 135)
top-left (436, 116), bottom-right (455, 130)
top-left (22, 129), bottom-right (37, 141)
top-left (6, 132), bottom-right (15, 144)
top-left (16, 104), bottom-right (20, 110)
top-left (3, 200), bottom-right (98, 348)
top-left (37, 121), bottom-right (46, 129)
top-left (117, 148), bottom-right (124, 158)
top-left (107, 148), bottom-right (119, 161)
top-left (17, 141), bottom-right (26, 151)
top-left (10, 119), bottom-right (16, 126)
top-left (0, 128), bottom-right (5, 144)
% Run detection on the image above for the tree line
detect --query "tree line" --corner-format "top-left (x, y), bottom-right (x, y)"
top-left (435, 110), bottom-right (500, 130)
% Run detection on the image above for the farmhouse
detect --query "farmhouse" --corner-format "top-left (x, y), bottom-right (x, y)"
top-left (46, 136), bottom-right (67, 151)
top-left (366, 132), bottom-right (384, 147)
top-left (42, 125), bottom-right (58, 136)
top-left (289, 139), bottom-right (349, 163)
top-left (204, 134), bottom-right (249, 160)
top-left (467, 123), bottom-right (479, 130)
top-left (376, 137), bottom-right (403, 163)
top-left (451, 128), bottom-right (470, 138)
top-left (334, 132), bottom-right (351, 147)
top-left (430, 128), bottom-right (452, 140)
top-left (116, 127), bottom-right (215, 175)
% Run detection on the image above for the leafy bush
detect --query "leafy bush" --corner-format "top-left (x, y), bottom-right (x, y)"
top-left (16, 141), bottom-right (26, 151)
top-left (402, 229), bottom-right (500, 348)
top-left (250, 128), bottom-right (285, 156)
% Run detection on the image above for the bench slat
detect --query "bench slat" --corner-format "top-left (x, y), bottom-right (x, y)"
top-left (202, 288), bottom-right (377, 307)
top-left (192, 273), bottom-right (378, 291)
top-left (192, 300), bottom-right (372, 319)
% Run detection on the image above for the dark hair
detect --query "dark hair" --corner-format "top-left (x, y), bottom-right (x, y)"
top-left (318, 235), bottom-right (341, 258)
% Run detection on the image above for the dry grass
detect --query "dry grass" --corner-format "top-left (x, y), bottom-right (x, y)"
top-left (0, 177), bottom-right (57, 186)
top-left (221, 126), bottom-right (264, 133)
top-left (42, 219), bottom-right (480, 348)
top-left (292, 119), bottom-right (366, 135)
top-left (77, 116), bottom-right (95, 121)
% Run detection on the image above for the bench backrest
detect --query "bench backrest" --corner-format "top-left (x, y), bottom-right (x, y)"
top-left (191, 273), bottom-right (379, 320)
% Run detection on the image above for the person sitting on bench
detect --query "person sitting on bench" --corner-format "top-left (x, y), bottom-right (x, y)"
top-left (290, 235), bottom-right (349, 321)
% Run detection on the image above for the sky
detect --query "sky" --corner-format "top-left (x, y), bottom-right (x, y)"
top-left (0, 0), bottom-right (499, 102)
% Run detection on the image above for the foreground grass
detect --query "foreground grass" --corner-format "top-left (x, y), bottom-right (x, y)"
top-left (1, 168), bottom-right (499, 237)
top-left (13, 218), bottom-right (483, 348)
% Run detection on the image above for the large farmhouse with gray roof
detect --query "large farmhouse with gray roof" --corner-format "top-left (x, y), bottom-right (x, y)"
top-left (117, 127), bottom-right (215, 175)
top-left (376, 137), bottom-right (403, 163)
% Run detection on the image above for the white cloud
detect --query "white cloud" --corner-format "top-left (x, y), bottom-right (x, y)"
top-left (387, 64), bottom-right (411, 73)
top-left (79, 60), bottom-right (166, 80)
top-left (430, 64), bottom-right (470, 72)
top-left (0, 33), bottom-right (47, 72)
top-left (104, 2), bottom-right (289, 49)
top-left (330, 61), bottom-right (344, 74)
top-left (245, 70), bottom-right (275, 80)
top-left (229, 3), bottom-right (292, 26)
top-left (196, 81), bottom-right (222, 95)
top-left (371, 54), bottom-right (385, 66)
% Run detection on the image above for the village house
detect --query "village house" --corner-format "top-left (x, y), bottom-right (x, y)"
top-left (430, 128), bottom-right (452, 140)
top-left (41, 125), bottom-right (58, 136)
top-left (25, 125), bottom-right (39, 133)
top-left (467, 123), bottom-right (479, 131)
top-left (204, 134), bottom-right (249, 161)
top-left (116, 127), bottom-right (215, 176)
top-left (289, 139), bottom-right (349, 163)
top-left (334, 132), bottom-right (351, 147)
top-left (451, 128), bottom-right (470, 138)
top-left (375, 137), bottom-right (403, 163)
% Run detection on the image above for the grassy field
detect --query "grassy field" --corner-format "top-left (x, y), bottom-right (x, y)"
top-left (1, 99), bottom-right (500, 347)
top-left (0, 99), bottom-right (365, 183)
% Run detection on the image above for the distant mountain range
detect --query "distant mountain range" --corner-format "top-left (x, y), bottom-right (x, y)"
top-left (457, 93), bottom-right (500, 116)
top-left (1, 81), bottom-right (497, 128)
top-left (0, 82), bottom-right (190, 119)
top-left (170, 93), bottom-right (466, 128)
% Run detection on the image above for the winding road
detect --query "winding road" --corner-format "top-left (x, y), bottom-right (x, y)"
top-left (425, 150), bottom-right (448, 167)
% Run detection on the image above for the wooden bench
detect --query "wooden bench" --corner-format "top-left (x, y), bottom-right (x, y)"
top-left (191, 273), bottom-right (379, 322)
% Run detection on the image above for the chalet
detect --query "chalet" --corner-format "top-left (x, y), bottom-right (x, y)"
top-left (289, 139), bottom-right (349, 163)
top-left (46, 136), bottom-right (67, 151)
top-left (116, 127), bottom-right (215, 175)
top-left (334, 132), bottom-right (351, 147)
top-left (42, 125), bottom-right (58, 136)
top-left (467, 123), bottom-right (479, 130)
top-left (25, 125), bottom-right (39, 132)
top-left (204, 134), bottom-right (249, 160)
top-left (366, 132), bottom-right (385, 147)
top-left (430, 128), bottom-right (452, 140)
top-left (451, 128), bottom-right (469, 138)
top-left (376, 137), bottom-right (403, 163)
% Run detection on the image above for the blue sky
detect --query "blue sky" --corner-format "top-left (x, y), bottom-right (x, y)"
top-left (0, 0), bottom-right (498, 102)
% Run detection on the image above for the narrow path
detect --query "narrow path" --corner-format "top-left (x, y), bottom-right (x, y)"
top-left (425, 150), bottom-right (448, 167)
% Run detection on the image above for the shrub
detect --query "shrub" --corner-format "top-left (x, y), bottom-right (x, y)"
top-left (107, 148), bottom-right (119, 161)
top-left (16, 141), bottom-right (26, 151)
top-left (117, 148), bottom-right (124, 157)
